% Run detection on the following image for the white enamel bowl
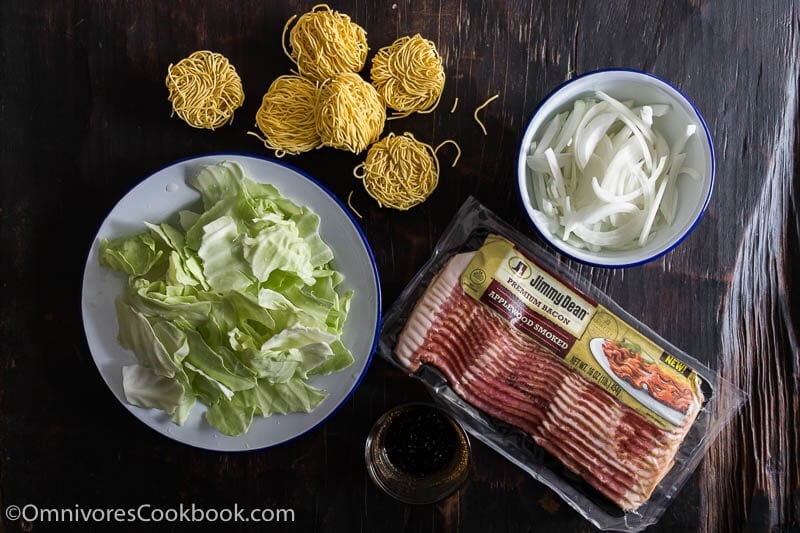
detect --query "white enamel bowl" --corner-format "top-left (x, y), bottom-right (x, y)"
top-left (517, 69), bottom-right (715, 267)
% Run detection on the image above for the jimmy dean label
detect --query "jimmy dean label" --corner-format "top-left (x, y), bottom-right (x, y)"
top-left (460, 234), bottom-right (703, 431)
top-left (480, 280), bottom-right (575, 357)
top-left (462, 234), bottom-right (596, 342)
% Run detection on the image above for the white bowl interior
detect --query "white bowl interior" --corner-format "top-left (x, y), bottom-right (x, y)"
top-left (517, 70), bottom-right (714, 266)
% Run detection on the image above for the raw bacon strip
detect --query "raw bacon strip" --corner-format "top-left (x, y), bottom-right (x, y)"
top-left (395, 252), bottom-right (702, 511)
top-left (409, 269), bottom-right (684, 456)
top-left (425, 332), bottom-right (664, 490)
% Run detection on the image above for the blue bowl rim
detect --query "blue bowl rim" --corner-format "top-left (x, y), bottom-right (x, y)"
top-left (515, 67), bottom-right (716, 268)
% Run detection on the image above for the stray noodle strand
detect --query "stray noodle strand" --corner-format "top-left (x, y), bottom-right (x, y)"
top-left (450, 97), bottom-right (459, 113)
top-left (473, 93), bottom-right (499, 135)
top-left (347, 190), bottom-right (363, 219)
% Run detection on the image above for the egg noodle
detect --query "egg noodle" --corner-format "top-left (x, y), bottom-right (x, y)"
top-left (315, 72), bottom-right (386, 153)
top-left (370, 34), bottom-right (445, 119)
top-left (282, 4), bottom-right (368, 82)
top-left (474, 93), bottom-right (499, 135)
top-left (346, 190), bottom-right (363, 219)
top-left (354, 132), bottom-right (460, 210)
top-left (165, 50), bottom-right (244, 130)
top-left (248, 75), bottom-right (321, 157)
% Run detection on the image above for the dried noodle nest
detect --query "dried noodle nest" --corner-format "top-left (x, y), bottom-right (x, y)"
top-left (283, 4), bottom-right (368, 82)
top-left (354, 132), bottom-right (440, 210)
top-left (370, 34), bottom-right (445, 118)
top-left (250, 75), bottom-right (321, 156)
top-left (315, 72), bottom-right (386, 153)
top-left (165, 50), bottom-right (244, 130)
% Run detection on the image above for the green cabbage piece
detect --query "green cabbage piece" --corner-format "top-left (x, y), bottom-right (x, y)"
top-left (99, 161), bottom-right (354, 436)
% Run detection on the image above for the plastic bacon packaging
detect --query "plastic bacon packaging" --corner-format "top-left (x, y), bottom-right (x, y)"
top-left (378, 197), bottom-right (745, 531)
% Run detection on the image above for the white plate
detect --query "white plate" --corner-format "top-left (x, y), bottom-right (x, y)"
top-left (588, 338), bottom-right (685, 426)
top-left (81, 153), bottom-right (381, 451)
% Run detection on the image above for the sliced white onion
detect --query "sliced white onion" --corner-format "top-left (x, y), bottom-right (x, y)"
top-left (527, 153), bottom-right (570, 173)
top-left (601, 138), bottom-right (642, 191)
top-left (661, 181), bottom-right (679, 225)
top-left (591, 176), bottom-right (642, 204)
top-left (544, 148), bottom-right (567, 199)
top-left (640, 105), bottom-right (654, 127)
top-left (648, 103), bottom-right (671, 117)
top-left (553, 99), bottom-right (588, 153)
top-left (532, 112), bottom-right (566, 156)
top-left (639, 178), bottom-right (669, 245)
top-left (570, 212), bottom-right (647, 247)
top-left (594, 134), bottom-right (615, 168)
top-left (596, 91), bottom-right (654, 143)
top-left (611, 124), bottom-right (633, 152)
top-left (561, 201), bottom-right (640, 238)
top-left (574, 112), bottom-right (617, 170)
top-left (526, 95), bottom-right (698, 252)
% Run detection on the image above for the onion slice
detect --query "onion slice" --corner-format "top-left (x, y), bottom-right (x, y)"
top-left (574, 112), bottom-right (617, 170)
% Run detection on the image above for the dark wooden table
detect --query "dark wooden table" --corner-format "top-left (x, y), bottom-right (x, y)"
top-left (1, 1), bottom-right (798, 531)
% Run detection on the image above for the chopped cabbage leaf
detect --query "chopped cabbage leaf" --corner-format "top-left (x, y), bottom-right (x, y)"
top-left (99, 161), bottom-right (354, 436)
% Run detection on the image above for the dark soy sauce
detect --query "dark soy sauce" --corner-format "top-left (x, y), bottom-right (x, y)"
top-left (383, 405), bottom-right (459, 476)
top-left (365, 403), bottom-right (470, 504)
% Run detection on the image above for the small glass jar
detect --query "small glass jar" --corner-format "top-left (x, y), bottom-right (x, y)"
top-left (365, 403), bottom-right (471, 504)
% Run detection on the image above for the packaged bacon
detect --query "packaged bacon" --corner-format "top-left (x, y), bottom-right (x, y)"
top-left (378, 197), bottom-right (745, 531)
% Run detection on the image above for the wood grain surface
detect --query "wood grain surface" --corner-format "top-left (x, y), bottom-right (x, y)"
top-left (0, 1), bottom-right (798, 532)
